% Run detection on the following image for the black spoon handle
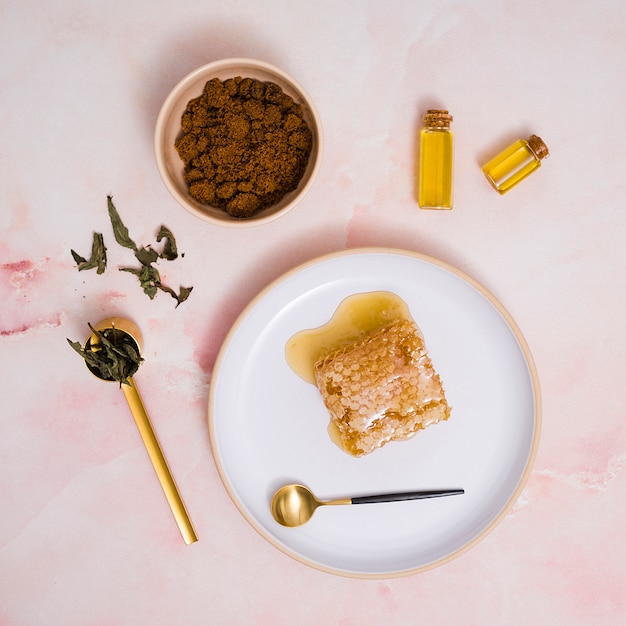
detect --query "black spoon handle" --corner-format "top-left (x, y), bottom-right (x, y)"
top-left (351, 489), bottom-right (464, 505)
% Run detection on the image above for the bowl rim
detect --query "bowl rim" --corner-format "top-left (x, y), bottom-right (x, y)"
top-left (154, 57), bottom-right (323, 228)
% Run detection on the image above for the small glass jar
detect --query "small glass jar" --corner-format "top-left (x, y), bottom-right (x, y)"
top-left (418, 109), bottom-right (453, 210)
top-left (482, 135), bottom-right (549, 194)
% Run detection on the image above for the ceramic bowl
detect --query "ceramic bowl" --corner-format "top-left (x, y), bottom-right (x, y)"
top-left (154, 58), bottom-right (322, 227)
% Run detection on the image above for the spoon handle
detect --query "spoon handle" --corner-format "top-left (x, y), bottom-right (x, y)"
top-left (122, 378), bottom-right (198, 544)
top-left (351, 489), bottom-right (464, 505)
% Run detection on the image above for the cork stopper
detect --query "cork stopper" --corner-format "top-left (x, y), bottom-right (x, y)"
top-left (423, 109), bottom-right (453, 128)
top-left (528, 135), bottom-right (549, 159)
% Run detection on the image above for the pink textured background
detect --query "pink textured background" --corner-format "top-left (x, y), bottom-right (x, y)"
top-left (1, 1), bottom-right (625, 624)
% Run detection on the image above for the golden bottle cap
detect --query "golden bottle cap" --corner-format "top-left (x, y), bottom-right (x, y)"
top-left (423, 109), bottom-right (453, 128)
top-left (528, 135), bottom-right (549, 159)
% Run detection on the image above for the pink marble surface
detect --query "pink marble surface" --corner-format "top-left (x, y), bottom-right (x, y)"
top-left (1, 1), bottom-right (625, 624)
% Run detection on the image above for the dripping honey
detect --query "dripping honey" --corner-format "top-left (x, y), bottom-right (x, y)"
top-left (285, 291), bottom-right (414, 384)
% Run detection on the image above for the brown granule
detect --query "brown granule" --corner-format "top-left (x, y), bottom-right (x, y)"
top-left (175, 76), bottom-right (313, 218)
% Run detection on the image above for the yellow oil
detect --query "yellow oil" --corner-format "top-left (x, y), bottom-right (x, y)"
top-left (418, 127), bottom-right (453, 209)
top-left (482, 139), bottom-right (542, 194)
top-left (285, 291), bottom-right (414, 384)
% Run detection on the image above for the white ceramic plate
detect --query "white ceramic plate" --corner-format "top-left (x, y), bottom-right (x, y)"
top-left (208, 248), bottom-right (541, 577)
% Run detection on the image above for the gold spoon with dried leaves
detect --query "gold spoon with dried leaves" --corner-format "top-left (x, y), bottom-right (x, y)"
top-left (68, 317), bottom-right (197, 544)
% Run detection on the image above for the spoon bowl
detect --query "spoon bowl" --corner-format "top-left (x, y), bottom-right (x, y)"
top-left (83, 317), bottom-right (143, 381)
top-left (271, 483), bottom-right (465, 527)
top-left (271, 484), bottom-right (350, 527)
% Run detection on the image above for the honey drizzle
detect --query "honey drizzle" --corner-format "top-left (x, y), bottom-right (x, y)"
top-left (285, 291), bottom-right (415, 384)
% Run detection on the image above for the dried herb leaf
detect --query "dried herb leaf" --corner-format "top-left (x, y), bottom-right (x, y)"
top-left (156, 282), bottom-right (176, 299)
top-left (174, 285), bottom-right (193, 307)
top-left (68, 338), bottom-right (89, 358)
top-left (120, 265), bottom-right (161, 299)
top-left (71, 232), bottom-right (107, 274)
top-left (156, 283), bottom-right (194, 307)
top-left (156, 225), bottom-right (178, 260)
top-left (71, 250), bottom-right (88, 264)
top-left (107, 195), bottom-right (137, 251)
top-left (135, 246), bottom-right (159, 266)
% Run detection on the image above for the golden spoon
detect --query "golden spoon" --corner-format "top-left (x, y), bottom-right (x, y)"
top-left (271, 483), bottom-right (464, 527)
top-left (83, 317), bottom-right (197, 545)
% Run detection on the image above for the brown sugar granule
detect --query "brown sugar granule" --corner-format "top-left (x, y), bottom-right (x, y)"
top-left (175, 77), bottom-right (313, 218)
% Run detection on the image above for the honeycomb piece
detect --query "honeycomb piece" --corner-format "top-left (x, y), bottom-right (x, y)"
top-left (314, 318), bottom-right (451, 457)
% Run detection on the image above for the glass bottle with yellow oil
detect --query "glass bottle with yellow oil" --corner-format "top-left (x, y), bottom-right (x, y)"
top-left (482, 135), bottom-right (549, 194)
top-left (418, 109), bottom-right (454, 210)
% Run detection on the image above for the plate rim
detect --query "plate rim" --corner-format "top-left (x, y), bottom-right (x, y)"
top-left (207, 246), bottom-right (542, 578)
